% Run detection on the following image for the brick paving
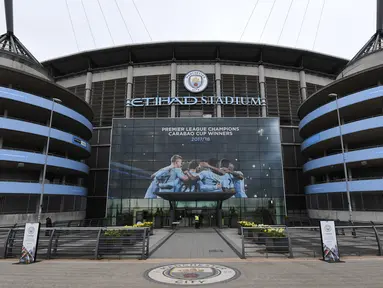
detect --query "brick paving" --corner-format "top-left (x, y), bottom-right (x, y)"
top-left (1, 257), bottom-right (383, 287)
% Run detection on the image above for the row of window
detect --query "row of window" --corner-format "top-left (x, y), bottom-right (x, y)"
top-left (0, 195), bottom-right (87, 214)
top-left (306, 192), bottom-right (383, 211)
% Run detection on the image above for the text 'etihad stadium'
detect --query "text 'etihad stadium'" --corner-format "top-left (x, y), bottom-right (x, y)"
top-left (126, 96), bottom-right (266, 107)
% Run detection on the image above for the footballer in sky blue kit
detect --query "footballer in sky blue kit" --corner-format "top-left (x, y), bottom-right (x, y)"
top-left (186, 158), bottom-right (224, 193)
top-left (144, 154), bottom-right (189, 198)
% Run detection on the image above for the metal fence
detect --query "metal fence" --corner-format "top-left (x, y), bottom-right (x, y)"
top-left (241, 225), bottom-right (383, 259)
top-left (0, 227), bottom-right (150, 260)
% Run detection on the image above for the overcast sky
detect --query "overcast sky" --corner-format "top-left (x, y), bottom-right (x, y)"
top-left (0, 0), bottom-right (377, 61)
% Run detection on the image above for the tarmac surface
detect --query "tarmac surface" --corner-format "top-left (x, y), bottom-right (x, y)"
top-left (0, 257), bottom-right (382, 287)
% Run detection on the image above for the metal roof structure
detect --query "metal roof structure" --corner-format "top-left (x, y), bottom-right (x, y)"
top-left (42, 41), bottom-right (348, 79)
top-left (0, 0), bottom-right (42, 66)
top-left (345, 0), bottom-right (383, 66)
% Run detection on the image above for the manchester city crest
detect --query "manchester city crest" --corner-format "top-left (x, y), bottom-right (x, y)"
top-left (145, 263), bottom-right (239, 285)
top-left (184, 70), bottom-right (208, 93)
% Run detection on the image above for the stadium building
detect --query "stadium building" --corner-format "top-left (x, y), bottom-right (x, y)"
top-left (39, 41), bottom-right (347, 227)
top-left (299, 1), bottom-right (383, 224)
top-left (0, 1), bottom-right (92, 225)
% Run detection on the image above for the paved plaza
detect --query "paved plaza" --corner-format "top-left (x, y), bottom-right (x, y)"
top-left (1, 257), bottom-right (383, 287)
top-left (151, 228), bottom-right (238, 258)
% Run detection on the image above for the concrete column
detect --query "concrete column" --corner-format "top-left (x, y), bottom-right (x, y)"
top-left (299, 70), bottom-right (307, 101)
top-left (125, 66), bottom-right (134, 118)
top-left (4, 109), bottom-right (8, 118)
top-left (60, 196), bottom-right (65, 212)
top-left (0, 137), bottom-right (3, 148)
top-left (62, 175), bottom-right (66, 185)
top-left (259, 65), bottom-right (267, 117)
top-left (170, 62), bottom-right (177, 118)
top-left (85, 71), bottom-right (93, 104)
top-left (215, 62), bottom-right (222, 117)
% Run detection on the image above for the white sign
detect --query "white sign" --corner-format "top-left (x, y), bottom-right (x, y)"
top-left (184, 70), bottom-right (208, 93)
top-left (146, 263), bottom-right (239, 285)
top-left (126, 96), bottom-right (265, 107)
top-left (19, 223), bottom-right (40, 264)
top-left (320, 221), bottom-right (340, 262)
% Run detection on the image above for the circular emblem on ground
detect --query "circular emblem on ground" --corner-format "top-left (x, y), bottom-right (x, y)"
top-left (145, 263), bottom-right (240, 286)
top-left (184, 70), bottom-right (208, 93)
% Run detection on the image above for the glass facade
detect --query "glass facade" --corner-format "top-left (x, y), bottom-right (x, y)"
top-left (107, 117), bottom-right (286, 225)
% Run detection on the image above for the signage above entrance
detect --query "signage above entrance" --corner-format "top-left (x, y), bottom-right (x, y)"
top-left (126, 96), bottom-right (266, 107)
top-left (126, 69), bottom-right (266, 107)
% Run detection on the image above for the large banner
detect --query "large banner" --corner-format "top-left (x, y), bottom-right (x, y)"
top-left (108, 118), bottom-right (284, 200)
top-left (19, 223), bottom-right (40, 264)
top-left (320, 221), bottom-right (340, 262)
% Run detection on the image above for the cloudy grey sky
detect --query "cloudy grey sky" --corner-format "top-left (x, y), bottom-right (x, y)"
top-left (0, 0), bottom-right (377, 61)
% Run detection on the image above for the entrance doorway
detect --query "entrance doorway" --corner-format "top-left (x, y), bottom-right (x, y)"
top-left (175, 208), bottom-right (218, 227)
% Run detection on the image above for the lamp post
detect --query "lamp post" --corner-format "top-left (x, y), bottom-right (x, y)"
top-left (37, 97), bottom-right (62, 223)
top-left (328, 93), bottom-right (353, 224)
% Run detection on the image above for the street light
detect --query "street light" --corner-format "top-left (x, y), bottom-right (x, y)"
top-left (37, 97), bottom-right (62, 223)
top-left (328, 93), bottom-right (353, 224)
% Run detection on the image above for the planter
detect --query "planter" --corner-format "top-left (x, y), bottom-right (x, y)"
top-left (265, 237), bottom-right (289, 253)
top-left (255, 232), bottom-right (267, 245)
top-left (149, 226), bottom-right (154, 236)
top-left (98, 238), bottom-right (123, 254)
top-left (243, 229), bottom-right (254, 239)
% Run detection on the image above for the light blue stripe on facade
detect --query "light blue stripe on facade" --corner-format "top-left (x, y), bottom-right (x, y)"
top-left (305, 179), bottom-right (383, 194)
top-left (0, 86), bottom-right (92, 135)
top-left (0, 182), bottom-right (87, 196)
top-left (303, 147), bottom-right (383, 172)
top-left (299, 86), bottom-right (383, 130)
top-left (301, 116), bottom-right (383, 151)
top-left (0, 149), bottom-right (89, 174)
top-left (0, 117), bottom-right (90, 153)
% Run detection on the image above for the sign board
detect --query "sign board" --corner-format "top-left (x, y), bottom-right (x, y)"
top-left (126, 70), bottom-right (266, 108)
top-left (72, 136), bottom-right (87, 148)
top-left (126, 96), bottom-right (266, 107)
top-left (19, 223), bottom-right (40, 264)
top-left (320, 221), bottom-right (340, 262)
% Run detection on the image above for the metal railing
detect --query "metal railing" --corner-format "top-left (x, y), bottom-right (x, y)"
top-left (0, 226), bottom-right (150, 260)
top-left (240, 224), bottom-right (383, 259)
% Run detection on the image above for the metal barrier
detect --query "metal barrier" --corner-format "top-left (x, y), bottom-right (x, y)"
top-left (0, 227), bottom-right (150, 260)
top-left (241, 224), bottom-right (383, 259)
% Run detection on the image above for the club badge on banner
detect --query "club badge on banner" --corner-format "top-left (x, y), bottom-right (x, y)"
top-left (19, 223), bottom-right (40, 264)
top-left (320, 221), bottom-right (340, 262)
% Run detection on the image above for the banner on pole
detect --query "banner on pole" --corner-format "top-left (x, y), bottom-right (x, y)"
top-left (19, 223), bottom-right (40, 264)
top-left (320, 221), bottom-right (340, 262)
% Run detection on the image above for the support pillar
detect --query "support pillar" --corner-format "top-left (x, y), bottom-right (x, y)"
top-left (85, 71), bottom-right (93, 104)
top-left (125, 66), bottom-right (134, 118)
top-left (299, 70), bottom-right (307, 102)
top-left (259, 65), bottom-right (267, 117)
top-left (215, 63), bottom-right (222, 117)
top-left (170, 62), bottom-right (177, 118)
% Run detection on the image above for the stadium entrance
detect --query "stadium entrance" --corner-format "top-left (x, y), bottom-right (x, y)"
top-left (175, 207), bottom-right (218, 227)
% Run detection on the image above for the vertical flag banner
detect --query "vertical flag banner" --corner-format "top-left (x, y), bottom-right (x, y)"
top-left (320, 221), bottom-right (340, 262)
top-left (19, 223), bottom-right (40, 264)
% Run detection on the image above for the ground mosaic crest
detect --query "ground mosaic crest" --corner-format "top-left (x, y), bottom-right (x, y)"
top-left (145, 263), bottom-right (240, 285)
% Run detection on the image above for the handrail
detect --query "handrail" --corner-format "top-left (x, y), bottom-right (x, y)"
top-left (0, 180), bottom-right (85, 187)
top-left (311, 176), bottom-right (383, 184)
top-left (0, 147), bottom-right (83, 162)
top-left (0, 115), bottom-right (88, 142)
